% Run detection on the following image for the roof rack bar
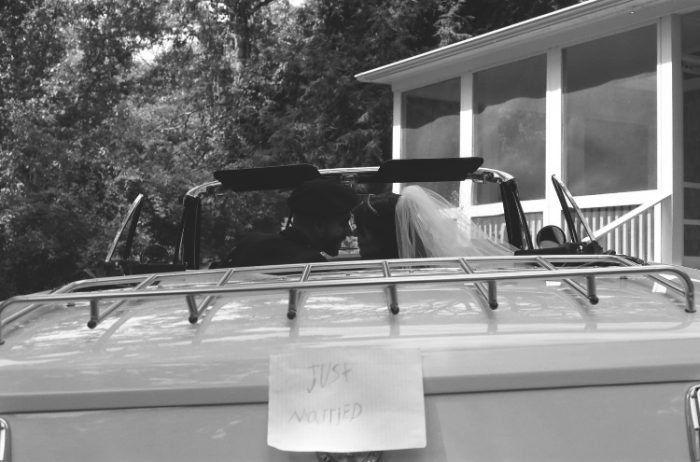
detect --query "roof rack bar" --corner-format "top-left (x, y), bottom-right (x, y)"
top-left (1, 303), bottom-right (44, 330)
top-left (190, 271), bottom-right (240, 343)
top-left (1, 265), bottom-right (692, 310)
top-left (382, 262), bottom-right (400, 314)
top-left (88, 300), bottom-right (100, 328)
top-left (219, 268), bottom-right (236, 284)
top-left (646, 274), bottom-right (686, 297)
top-left (487, 280), bottom-right (498, 308)
top-left (531, 259), bottom-right (599, 327)
top-left (603, 262), bottom-right (694, 312)
top-left (287, 264), bottom-right (313, 320)
top-left (190, 298), bottom-right (207, 324)
top-left (300, 264), bottom-right (312, 282)
top-left (188, 269), bottom-right (237, 324)
top-left (586, 276), bottom-right (599, 304)
top-left (535, 257), bottom-right (599, 305)
top-left (387, 285), bottom-right (399, 315)
top-left (527, 254), bottom-right (631, 267)
top-left (87, 274), bottom-right (160, 329)
top-left (603, 254), bottom-right (693, 304)
top-left (0, 262), bottom-right (693, 341)
top-left (381, 261), bottom-right (391, 277)
top-left (176, 254), bottom-right (624, 276)
top-left (287, 289), bottom-right (299, 320)
top-left (611, 255), bottom-right (688, 296)
top-left (3, 275), bottom-right (161, 338)
top-left (459, 259), bottom-right (498, 309)
top-left (186, 295), bottom-right (199, 324)
top-left (59, 274), bottom-right (154, 293)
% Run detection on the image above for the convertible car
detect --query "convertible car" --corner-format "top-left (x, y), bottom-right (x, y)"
top-left (0, 158), bottom-right (698, 461)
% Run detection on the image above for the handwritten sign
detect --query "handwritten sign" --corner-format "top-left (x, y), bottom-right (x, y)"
top-left (267, 347), bottom-right (426, 452)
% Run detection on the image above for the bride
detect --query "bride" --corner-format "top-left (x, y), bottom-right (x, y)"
top-left (394, 185), bottom-right (514, 258)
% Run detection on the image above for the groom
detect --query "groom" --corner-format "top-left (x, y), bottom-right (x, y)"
top-left (225, 179), bottom-right (359, 267)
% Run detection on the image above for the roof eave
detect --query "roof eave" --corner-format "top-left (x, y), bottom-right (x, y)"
top-left (355, 0), bottom-right (659, 85)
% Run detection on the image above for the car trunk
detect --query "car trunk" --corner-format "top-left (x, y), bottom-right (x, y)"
top-left (4, 382), bottom-right (692, 461)
top-left (1, 262), bottom-right (699, 460)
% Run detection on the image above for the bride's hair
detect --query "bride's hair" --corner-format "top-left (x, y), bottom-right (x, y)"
top-left (395, 185), bottom-right (514, 258)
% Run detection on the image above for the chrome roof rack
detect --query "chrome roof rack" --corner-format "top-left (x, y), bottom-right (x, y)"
top-left (0, 254), bottom-right (694, 345)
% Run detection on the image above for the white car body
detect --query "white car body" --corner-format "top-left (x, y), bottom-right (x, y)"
top-left (1, 254), bottom-right (699, 461)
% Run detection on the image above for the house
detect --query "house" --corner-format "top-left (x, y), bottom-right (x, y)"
top-left (356, 0), bottom-right (700, 267)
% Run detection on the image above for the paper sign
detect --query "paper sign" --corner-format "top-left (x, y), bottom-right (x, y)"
top-left (267, 347), bottom-right (426, 452)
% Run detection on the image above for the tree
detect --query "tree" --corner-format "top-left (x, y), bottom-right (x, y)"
top-left (0, 0), bottom-right (166, 297)
top-left (0, 0), bottom-right (583, 299)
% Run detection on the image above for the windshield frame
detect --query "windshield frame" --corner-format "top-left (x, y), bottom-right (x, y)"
top-left (174, 161), bottom-right (533, 269)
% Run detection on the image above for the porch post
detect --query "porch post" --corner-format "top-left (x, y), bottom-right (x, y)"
top-left (545, 48), bottom-right (564, 228)
top-left (392, 89), bottom-right (402, 194)
top-left (459, 73), bottom-right (474, 210)
top-left (658, 15), bottom-right (684, 264)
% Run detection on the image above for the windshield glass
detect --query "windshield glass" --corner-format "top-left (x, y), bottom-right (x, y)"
top-left (197, 190), bottom-right (286, 267)
top-left (197, 189), bottom-right (362, 267)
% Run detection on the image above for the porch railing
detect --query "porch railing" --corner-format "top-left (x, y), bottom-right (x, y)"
top-left (472, 194), bottom-right (669, 262)
top-left (582, 193), bottom-right (670, 262)
top-left (473, 212), bottom-right (543, 244)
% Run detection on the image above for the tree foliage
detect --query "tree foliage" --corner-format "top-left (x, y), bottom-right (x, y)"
top-left (0, 0), bottom-right (581, 298)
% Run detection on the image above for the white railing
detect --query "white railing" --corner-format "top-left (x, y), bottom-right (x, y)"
top-left (473, 213), bottom-right (543, 243)
top-left (471, 194), bottom-right (669, 262)
top-left (583, 193), bottom-right (670, 262)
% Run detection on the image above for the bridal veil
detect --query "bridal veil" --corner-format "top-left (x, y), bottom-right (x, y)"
top-left (395, 185), bottom-right (515, 259)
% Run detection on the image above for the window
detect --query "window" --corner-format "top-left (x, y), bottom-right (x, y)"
top-left (563, 26), bottom-right (657, 196)
top-left (682, 9), bottom-right (700, 259)
top-left (473, 55), bottom-right (546, 204)
top-left (402, 79), bottom-right (460, 203)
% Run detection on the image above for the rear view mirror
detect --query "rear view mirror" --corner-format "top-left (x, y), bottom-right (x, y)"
top-left (536, 225), bottom-right (567, 249)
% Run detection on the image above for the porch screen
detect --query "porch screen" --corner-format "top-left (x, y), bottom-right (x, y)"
top-left (473, 55), bottom-right (546, 205)
top-left (402, 79), bottom-right (460, 203)
top-left (563, 26), bottom-right (657, 196)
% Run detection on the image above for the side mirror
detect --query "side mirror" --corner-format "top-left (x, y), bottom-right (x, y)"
top-left (536, 225), bottom-right (567, 249)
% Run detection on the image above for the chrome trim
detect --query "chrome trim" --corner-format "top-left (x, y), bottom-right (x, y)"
top-left (186, 295), bottom-right (198, 324)
top-left (688, 385), bottom-right (700, 462)
top-left (0, 417), bottom-right (10, 462)
top-left (459, 259), bottom-right (496, 309)
top-left (105, 193), bottom-right (145, 263)
top-left (88, 299), bottom-right (99, 328)
top-left (535, 256), bottom-right (599, 304)
top-left (470, 167), bottom-right (515, 183)
top-left (88, 274), bottom-right (160, 329)
top-left (318, 166), bottom-right (381, 175)
top-left (551, 174), bottom-right (596, 241)
top-left (184, 180), bottom-right (220, 198)
top-left (381, 261), bottom-right (399, 314)
top-left (188, 269), bottom-right (235, 325)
